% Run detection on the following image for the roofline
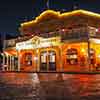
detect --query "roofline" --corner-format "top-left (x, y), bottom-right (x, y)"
top-left (21, 9), bottom-right (100, 27)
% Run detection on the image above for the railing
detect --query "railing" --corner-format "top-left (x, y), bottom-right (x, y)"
top-left (43, 26), bottom-right (100, 40)
top-left (4, 39), bottom-right (16, 49)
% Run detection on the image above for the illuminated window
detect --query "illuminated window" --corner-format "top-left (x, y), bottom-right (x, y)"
top-left (24, 53), bottom-right (32, 66)
top-left (66, 48), bottom-right (78, 65)
top-left (49, 51), bottom-right (56, 63)
top-left (41, 52), bottom-right (47, 63)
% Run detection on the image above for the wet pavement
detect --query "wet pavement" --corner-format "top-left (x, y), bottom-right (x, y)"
top-left (0, 73), bottom-right (100, 100)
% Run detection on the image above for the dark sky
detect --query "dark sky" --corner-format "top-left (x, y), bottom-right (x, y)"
top-left (0, 0), bottom-right (100, 36)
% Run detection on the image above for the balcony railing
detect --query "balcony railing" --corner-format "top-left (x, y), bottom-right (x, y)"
top-left (4, 39), bottom-right (16, 49)
top-left (42, 26), bottom-right (100, 40)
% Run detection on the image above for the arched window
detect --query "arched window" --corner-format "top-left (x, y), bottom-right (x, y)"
top-left (66, 48), bottom-right (78, 65)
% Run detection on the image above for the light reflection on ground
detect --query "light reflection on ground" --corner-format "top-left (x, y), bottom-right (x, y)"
top-left (0, 73), bottom-right (100, 100)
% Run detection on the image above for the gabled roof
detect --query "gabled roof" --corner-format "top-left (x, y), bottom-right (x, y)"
top-left (20, 9), bottom-right (100, 35)
top-left (21, 9), bottom-right (100, 27)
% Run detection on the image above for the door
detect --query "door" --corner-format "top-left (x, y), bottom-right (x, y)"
top-left (48, 51), bottom-right (56, 71)
top-left (40, 50), bottom-right (56, 71)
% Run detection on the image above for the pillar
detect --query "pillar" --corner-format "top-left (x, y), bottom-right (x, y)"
top-left (12, 56), bottom-right (14, 71)
top-left (17, 50), bottom-right (20, 71)
top-left (9, 56), bottom-right (12, 71)
top-left (59, 46), bottom-right (63, 72)
top-left (2, 54), bottom-right (5, 71)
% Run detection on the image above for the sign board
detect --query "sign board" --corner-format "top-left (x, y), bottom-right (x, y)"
top-left (16, 36), bottom-right (61, 50)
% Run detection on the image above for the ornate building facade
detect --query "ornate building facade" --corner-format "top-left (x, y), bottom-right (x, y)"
top-left (3, 9), bottom-right (100, 72)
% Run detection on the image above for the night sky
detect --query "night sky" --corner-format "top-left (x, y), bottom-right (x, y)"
top-left (0, 0), bottom-right (100, 36)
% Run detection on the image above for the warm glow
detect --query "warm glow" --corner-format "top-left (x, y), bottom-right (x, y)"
top-left (21, 9), bottom-right (100, 28)
top-left (16, 36), bottom-right (61, 50)
top-left (90, 38), bottom-right (100, 44)
top-left (68, 46), bottom-right (71, 49)
top-left (21, 10), bottom-right (60, 27)
top-left (4, 52), bottom-right (9, 56)
top-left (96, 29), bottom-right (98, 32)
top-left (34, 56), bottom-right (38, 61)
top-left (98, 55), bottom-right (100, 58)
top-left (81, 48), bottom-right (85, 53)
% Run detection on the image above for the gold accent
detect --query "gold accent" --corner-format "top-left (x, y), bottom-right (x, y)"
top-left (21, 9), bottom-right (100, 27)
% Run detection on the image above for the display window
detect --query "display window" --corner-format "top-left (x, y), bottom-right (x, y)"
top-left (24, 53), bottom-right (32, 66)
top-left (66, 48), bottom-right (78, 65)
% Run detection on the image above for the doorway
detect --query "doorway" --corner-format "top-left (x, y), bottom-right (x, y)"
top-left (40, 50), bottom-right (56, 71)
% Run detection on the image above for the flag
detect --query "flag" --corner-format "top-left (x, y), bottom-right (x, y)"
top-left (45, 0), bottom-right (49, 9)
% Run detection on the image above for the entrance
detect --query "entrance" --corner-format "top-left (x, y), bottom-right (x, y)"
top-left (40, 50), bottom-right (56, 71)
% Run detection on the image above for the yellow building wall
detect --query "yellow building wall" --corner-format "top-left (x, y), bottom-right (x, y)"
top-left (18, 42), bottom-right (100, 72)
top-left (20, 49), bottom-right (36, 72)
top-left (61, 42), bottom-right (88, 72)
top-left (90, 43), bottom-right (100, 65)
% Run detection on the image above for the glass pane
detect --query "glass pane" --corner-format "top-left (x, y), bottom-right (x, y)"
top-left (40, 51), bottom-right (47, 71)
top-left (25, 53), bottom-right (32, 66)
top-left (49, 51), bottom-right (56, 63)
top-left (66, 48), bottom-right (78, 65)
top-left (49, 55), bottom-right (55, 62)
top-left (41, 55), bottom-right (46, 63)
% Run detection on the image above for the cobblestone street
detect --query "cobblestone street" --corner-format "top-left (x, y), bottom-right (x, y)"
top-left (0, 73), bottom-right (100, 100)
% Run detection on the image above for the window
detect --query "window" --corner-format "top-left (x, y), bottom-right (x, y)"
top-left (49, 51), bottom-right (56, 63)
top-left (25, 53), bottom-right (32, 66)
top-left (66, 48), bottom-right (78, 65)
top-left (41, 51), bottom-right (47, 63)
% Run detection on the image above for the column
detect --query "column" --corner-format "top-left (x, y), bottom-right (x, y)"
top-left (2, 54), bottom-right (5, 71)
top-left (59, 46), bottom-right (63, 72)
top-left (6, 55), bottom-right (9, 71)
top-left (12, 56), bottom-right (14, 71)
top-left (9, 56), bottom-right (12, 71)
top-left (17, 50), bottom-right (20, 71)
top-left (35, 49), bottom-right (39, 72)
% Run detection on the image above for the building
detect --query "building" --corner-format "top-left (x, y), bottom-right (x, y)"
top-left (3, 9), bottom-right (100, 72)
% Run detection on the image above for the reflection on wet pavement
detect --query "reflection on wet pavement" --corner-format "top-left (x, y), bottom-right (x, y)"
top-left (0, 73), bottom-right (100, 100)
